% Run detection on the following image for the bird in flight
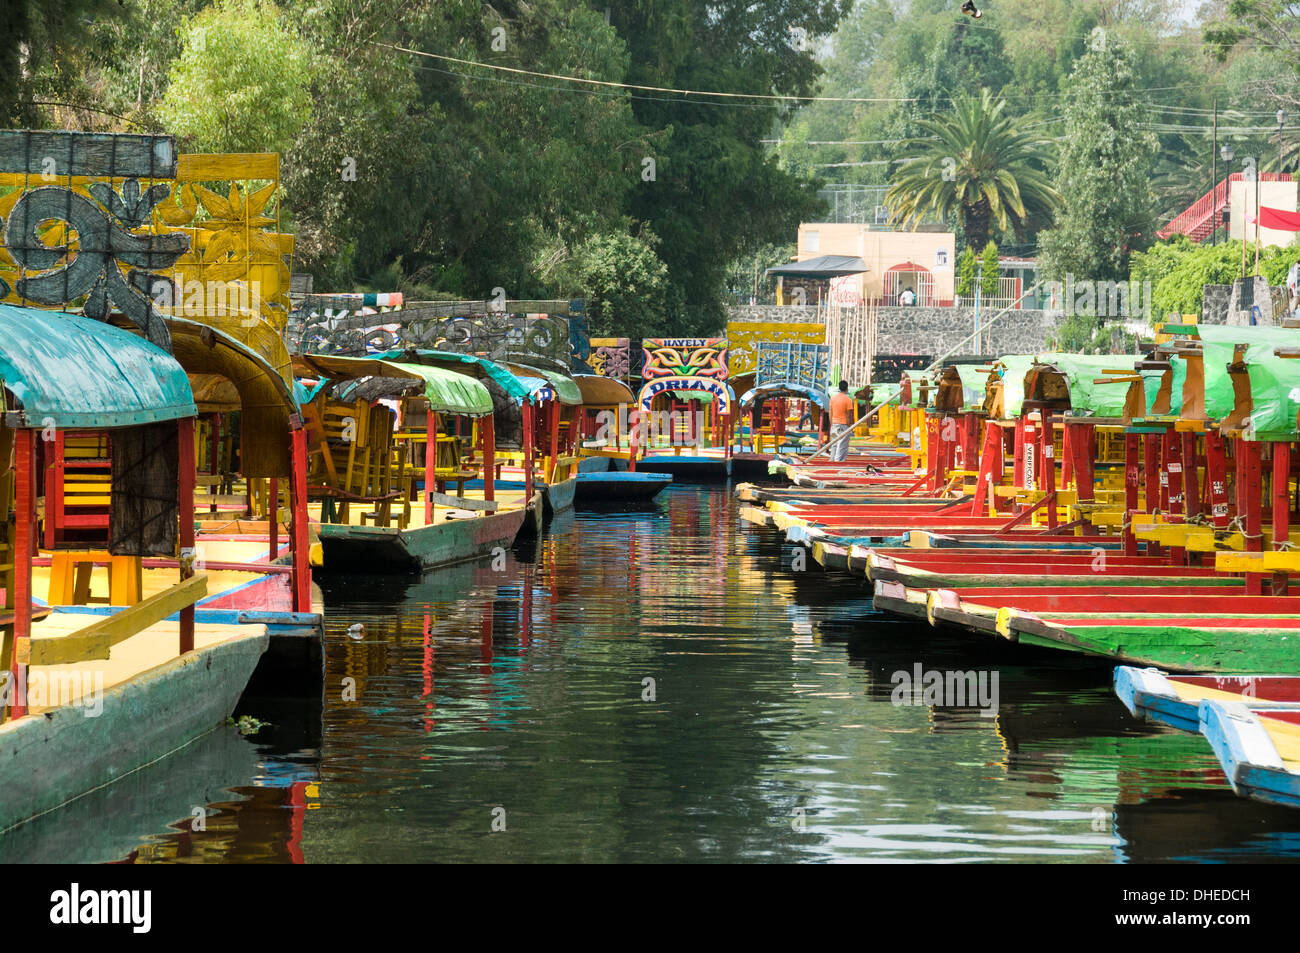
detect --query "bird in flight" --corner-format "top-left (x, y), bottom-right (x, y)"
top-left (961, 1), bottom-right (982, 17)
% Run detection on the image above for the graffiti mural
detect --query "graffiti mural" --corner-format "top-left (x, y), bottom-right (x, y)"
top-left (589, 337), bottom-right (631, 380)
top-left (755, 342), bottom-right (831, 390)
top-left (724, 321), bottom-right (825, 377)
top-left (289, 307), bottom-right (573, 372)
top-left (0, 130), bottom-right (295, 377)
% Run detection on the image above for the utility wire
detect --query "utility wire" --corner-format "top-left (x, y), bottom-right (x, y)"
top-left (380, 41), bottom-right (918, 104)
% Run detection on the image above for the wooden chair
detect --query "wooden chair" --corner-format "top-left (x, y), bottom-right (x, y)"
top-left (44, 431), bottom-right (112, 548)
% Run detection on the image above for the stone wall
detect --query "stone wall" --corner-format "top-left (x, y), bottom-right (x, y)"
top-left (1201, 282), bottom-right (1289, 325)
top-left (724, 305), bottom-right (1060, 357)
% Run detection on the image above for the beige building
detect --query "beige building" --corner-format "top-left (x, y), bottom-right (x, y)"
top-left (795, 224), bottom-right (957, 306)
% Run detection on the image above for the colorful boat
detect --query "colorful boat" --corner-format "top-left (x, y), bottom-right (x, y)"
top-left (0, 304), bottom-right (269, 832)
top-left (1114, 666), bottom-right (1300, 732)
top-left (575, 470), bottom-right (672, 504)
top-left (293, 353), bottom-right (533, 572)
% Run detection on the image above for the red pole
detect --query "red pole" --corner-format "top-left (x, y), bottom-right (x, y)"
top-left (1124, 433), bottom-right (1140, 556)
top-left (1164, 428), bottom-right (1185, 565)
top-left (1241, 438), bottom-right (1264, 595)
top-left (1273, 441), bottom-right (1291, 595)
top-left (10, 429), bottom-right (36, 719)
top-left (627, 406), bottom-right (639, 473)
top-left (1143, 433), bottom-right (1162, 557)
top-left (1182, 432), bottom-right (1202, 520)
top-left (482, 415), bottom-right (496, 503)
top-left (522, 402), bottom-right (535, 502)
top-left (1205, 429), bottom-right (1231, 528)
top-left (424, 413), bottom-right (437, 525)
top-left (268, 477), bottom-right (279, 562)
top-left (969, 422), bottom-right (1002, 517)
top-left (289, 423), bottom-right (311, 613)
top-left (548, 401), bottom-right (560, 482)
top-left (1037, 415), bottom-right (1056, 529)
top-left (178, 418), bottom-right (196, 654)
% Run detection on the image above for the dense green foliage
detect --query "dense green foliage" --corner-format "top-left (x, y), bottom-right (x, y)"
top-left (1131, 238), bottom-right (1300, 318)
top-left (9, 0), bottom-right (1300, 334)
top-left (956, 245), bottom-right (976, 299)
top-left (1037, 31), bottom-right (1158, 283)
top-left (979, 241), bottom-right (999, 300)
top-left (3, 0), bottom-right (850, 336)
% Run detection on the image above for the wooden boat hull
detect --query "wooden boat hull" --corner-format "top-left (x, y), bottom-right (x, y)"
top-left (0, 626), bottom-right (268, 832)
top-left (541, 474), bottom-right (578, 521)
top-left (1199, 701), bottom-right (1300, 809)
top-left (575, 471), bottom-right (671, 504)
top-left (1008, 614), bottom-right (1300, 673)
top-left (318, 506), bottom-right (528, 573)
top-left (638, 454), bottom-right (732, 480)
top-left (1114, 667), bottom-right (1300, 733)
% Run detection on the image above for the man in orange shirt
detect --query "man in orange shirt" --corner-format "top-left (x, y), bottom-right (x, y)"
top-left (828, 380), bottom-right (854, 462)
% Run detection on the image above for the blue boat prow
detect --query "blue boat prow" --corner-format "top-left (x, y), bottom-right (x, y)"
top-left (1199, 700), bottom-right (1300, 809)
top-left (1113, 666), bottom-right (1201, 732)
top-left (575, 471), bottom-right (672, 503)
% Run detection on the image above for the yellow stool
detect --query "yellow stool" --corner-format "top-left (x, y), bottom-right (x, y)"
top-left (48, 551), bottom-right (143, 607)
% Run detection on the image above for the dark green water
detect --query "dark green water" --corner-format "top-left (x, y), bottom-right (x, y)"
top-left (9, 484), bottom-right (1300, 863)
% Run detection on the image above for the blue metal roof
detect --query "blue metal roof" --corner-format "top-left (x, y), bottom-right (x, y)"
top-left (0, 305), bottom-right (196, 429)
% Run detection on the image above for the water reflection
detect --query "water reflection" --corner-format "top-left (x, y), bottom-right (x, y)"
top-left (16, 484), bottom-right (1300, 862)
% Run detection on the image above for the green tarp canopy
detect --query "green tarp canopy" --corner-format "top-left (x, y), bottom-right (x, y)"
top-left (1036, 354), bottom-right (1131, 417)
top-left (1197, 326), bottom-right (1300, 429)
top-left (295, 353), bottom-right (494, 416)
top-left (952, 364), bottom-right (988, 410)
top-left (389, 362), bottom-right (494, 416)
top-left (0, 304), bottom-right (195, 429)
top-left (371, 348), bottom-right (533, 404)
top-left (506, 363), bottom-right (583, 406)
top-left (994, 355), bottom-right (1037, 417)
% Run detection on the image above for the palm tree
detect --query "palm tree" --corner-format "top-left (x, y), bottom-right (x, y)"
top-left (885, 90), bottom-right (1060, 250)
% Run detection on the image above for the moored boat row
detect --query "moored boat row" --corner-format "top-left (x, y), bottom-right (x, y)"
top-left (740, 322), bottom-right (1300, 811)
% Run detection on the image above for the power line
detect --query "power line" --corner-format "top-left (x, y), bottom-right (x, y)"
top-left (380, 41), bottom-right (917, 104)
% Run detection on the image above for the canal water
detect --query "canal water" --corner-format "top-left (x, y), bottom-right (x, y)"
top-left (8, 484), bottom-right (1300, 863)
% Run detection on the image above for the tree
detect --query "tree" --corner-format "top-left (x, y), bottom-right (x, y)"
top-left (1038, 29), bottom-right (1159, 283)
top-left (158, 0), bottom-right (314, 154)
top-left (566, 229), bottom-right (671, 337)
top-left (956, 245), bottom-right (977, 299)
top-left (980, 240), bottom-right (1000, 300)
top-left (885, 89), bottom-right (1060, 250)
top-left (0, 0), bottom-right (127, 124)
top-left (614, 0), bottom-right (853, 333)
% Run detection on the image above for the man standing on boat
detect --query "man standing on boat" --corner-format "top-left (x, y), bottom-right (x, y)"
top-left (829, 380), bottom-right (854, 462)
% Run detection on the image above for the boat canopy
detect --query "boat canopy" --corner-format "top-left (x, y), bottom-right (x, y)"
top-left (1027, 354), bottom-right (1132, 418)
top-left (294, 353), bottom-right (495, 417)
top-left (739, 381), bottom-right (829, 411)
top-left (164, 318), bottom-right (300, 477)
top-left (572, 373), bottom-right (634, 407)
top-left (506, 363), bottom-right (583, 406)
top-left (0, 304), bottom-right (195, 430)
top-left (371, 348), bottom-right (533, 404)
top-left (1198, 325), bottom-right (1300, 429)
